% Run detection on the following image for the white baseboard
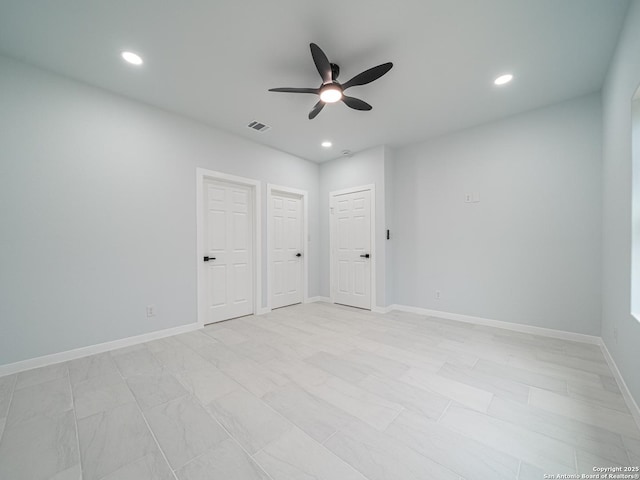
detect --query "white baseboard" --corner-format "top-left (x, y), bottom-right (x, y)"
top-left (386, 303), bottom-right (639, 430)
top-left (372, 305), bottom-right (393, 314)
top-left (0, 323), bottom-right (201, 378)
top-left (599, 340), bottom-right (640, 431)
top-left (306, 296), bottom-right (331, 303)
top-left (3, 301), bottom-right (637, 432)
top-left (386, 304), bottom-right (601, 345)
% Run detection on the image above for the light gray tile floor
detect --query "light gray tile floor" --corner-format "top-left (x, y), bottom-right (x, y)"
top-left (0, 302), bottom-right (638, 479)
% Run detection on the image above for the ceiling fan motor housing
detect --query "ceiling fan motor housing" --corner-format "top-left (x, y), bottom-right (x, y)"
top-left (330, 63), bottom-right (340, 81)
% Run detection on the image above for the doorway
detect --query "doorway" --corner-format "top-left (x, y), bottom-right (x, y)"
top-left (267, 185), bottom-right (308, 310)
top-left (330, 185), bottom-right (375, 310)
top-left (197, 169), bottom-right (262, 325)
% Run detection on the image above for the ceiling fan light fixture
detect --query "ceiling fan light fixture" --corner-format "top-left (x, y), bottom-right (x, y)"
top-left (319, 84), bottom-right (343, 103)
top-left (121, 51), bottom-right (143, 65)
top-left (494, 73), bottom-right (513, 86)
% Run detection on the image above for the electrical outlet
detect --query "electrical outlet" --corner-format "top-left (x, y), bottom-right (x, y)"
top-left (435, 290), bottom-right (441, 300)
top-left (613, 326), bottom-right (618, 344)
top-left (146, 305), bottom-right (156, 318)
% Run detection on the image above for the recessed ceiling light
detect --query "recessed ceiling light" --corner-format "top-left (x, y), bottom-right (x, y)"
top-left (121, 51), bottom-right (143, 66)
top-left (494, 74), bottom-right (513, 86)
top-left (321, 141), bottom-right (332, 148)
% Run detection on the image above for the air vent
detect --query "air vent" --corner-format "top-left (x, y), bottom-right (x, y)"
top-left (247, 121), bottom-right (271, 133)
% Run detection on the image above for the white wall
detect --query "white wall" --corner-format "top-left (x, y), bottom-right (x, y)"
top-left (601, 0), bottom-right (640, 406)
top-left (318, 146), bottom-right (388, 307)
top-left (633, 99), bottom-right (640, 318)
top-left (384, 146), bottom-right (396, 306)
top-left (392, 93), bottom-right (603, 335)
top-left (0, 55), bottom-right (319, 366)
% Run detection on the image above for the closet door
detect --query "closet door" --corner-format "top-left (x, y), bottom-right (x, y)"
top-left (331, 189), bottom-right (371, 309)
top-left (271, 192), bottom-right (304, 309)
top-left (203, 179), bottom-right (253, 323)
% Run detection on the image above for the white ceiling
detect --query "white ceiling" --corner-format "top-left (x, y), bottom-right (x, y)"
top-left (0, 0), bottom-right (629, 162)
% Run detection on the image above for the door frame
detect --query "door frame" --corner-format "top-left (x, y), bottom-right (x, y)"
top-left (266, 184), bottom-right (309, 310)
top-left (329, 184), bottom-right (376, 310)
top-left (196, 168), bottom-right (262, 327)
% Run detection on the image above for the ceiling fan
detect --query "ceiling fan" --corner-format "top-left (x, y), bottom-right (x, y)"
top-left (269, 43), bottom-right (393, 120)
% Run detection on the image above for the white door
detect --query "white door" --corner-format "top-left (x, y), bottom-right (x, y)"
top-left (271, 192), bottom-right (304, 309)
top-left (331, 189), bottom-right (372, 309)
top-left (203, 179), bottom-right (253, 323)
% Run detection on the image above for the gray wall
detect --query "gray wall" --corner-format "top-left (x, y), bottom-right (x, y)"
top-left (384, 146), bottom-right (396, 306)
top-left (392, 93), bottom-right (603, 335)
top-left (633, 100), bottom-right (640, 318)
top-left (633, 100), bottom-right (640, 317)
top-left (318, 146), bottom-right (388, 307)
top-left (0, 55), bottom-right (319, 365)
top-left (601, 0), bottom-right (640, 406)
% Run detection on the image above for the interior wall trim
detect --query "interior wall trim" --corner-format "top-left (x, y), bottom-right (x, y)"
top-left (600, 340), bottom-right (640, 431)
top-left (0, 300), bottom-right (637, 431)
top-left (372, 305), bottom-right (393, 314)
top-left (387, 304), bottom-right (601, 344)
top-left (387, 303), bottom-right (640, 430)
top-left (0, 323), bottom-right (200, 378)
top-left (306, 296), bottom-right (331, 303)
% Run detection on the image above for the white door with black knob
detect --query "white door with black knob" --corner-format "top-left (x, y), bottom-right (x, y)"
top-left (331, 188), bottom-right (372, 309)
top-left (203, 179), bottom-right (253, 323)
top-left (270, 191), bottom-right (304, 309)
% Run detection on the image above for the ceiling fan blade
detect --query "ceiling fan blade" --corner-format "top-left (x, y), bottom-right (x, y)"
top-left (269, 87), bottom-right (319, 94)
top-left (310, 43), bottom-right (332, 84)
top-left (342, 95), bottom-right (372, 111)
top-left (342, 62), bottom-right (393, 90)
top-left (308, 100), bottom-right (325, 119)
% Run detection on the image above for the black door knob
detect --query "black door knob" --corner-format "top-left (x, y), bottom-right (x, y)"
top-left (296, 253), bottom-right (302, 257)
top-left (360, 254), bottom-right (370, 258)
top-left (203, 256), bottom-right (216, 262)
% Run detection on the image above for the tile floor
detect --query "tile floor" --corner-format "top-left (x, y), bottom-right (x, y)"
top-left (0, 302), bottom-right (638, 480)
